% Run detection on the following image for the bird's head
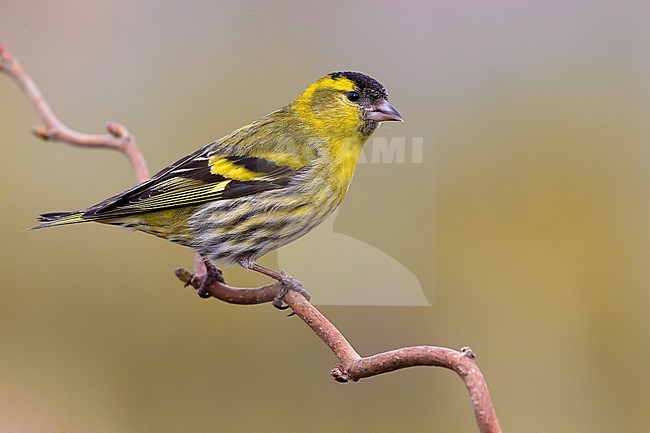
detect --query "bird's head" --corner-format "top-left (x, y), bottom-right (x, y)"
top-left (291, 71), bottom-right (403, 139)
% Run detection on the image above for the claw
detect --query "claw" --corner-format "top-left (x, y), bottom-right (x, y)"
top-left (242, 262), bottom-right (311, 309)
top-left (177, 258), bottom-right (226, 299)
top-left (271, 272), bottom-right (310, 312)
top-left (196, 260), bottom-right (226, 298)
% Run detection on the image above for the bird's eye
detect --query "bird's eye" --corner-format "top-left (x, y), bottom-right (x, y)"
top-left (346, 91), bottom-right (360, 102)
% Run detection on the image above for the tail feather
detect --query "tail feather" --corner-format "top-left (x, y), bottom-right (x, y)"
top-left (33, 210), bottom-right (86, 229)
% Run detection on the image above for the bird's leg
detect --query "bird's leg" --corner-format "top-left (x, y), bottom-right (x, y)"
top-left (244, 262), bottom-right (311, 309)
top-left (186, 256), bottom-right (226, 298)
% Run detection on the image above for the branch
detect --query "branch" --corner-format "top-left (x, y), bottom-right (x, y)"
top-left (176, 268), bottom-right (502, 433)
top-left (2, 44), bottom-right (502, 433)
top-left (0, 44), bottom-right (150, 182)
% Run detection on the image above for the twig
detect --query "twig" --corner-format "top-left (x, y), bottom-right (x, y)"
top-left (0, 44), bottom-right (150, 182)
top-left (176, 269), bottom-right (502, 433)
top-left (2, 44), bottom-right (502, 433)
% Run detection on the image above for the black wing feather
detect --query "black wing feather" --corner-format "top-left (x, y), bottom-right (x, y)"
top-left (81, 147), bottom-right (300, 220)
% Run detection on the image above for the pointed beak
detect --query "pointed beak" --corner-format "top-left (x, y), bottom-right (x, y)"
top-left (365, 98), bottom-right (403, 122)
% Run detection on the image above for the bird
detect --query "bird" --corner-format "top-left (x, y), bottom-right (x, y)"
top-left (34, 71), bottom-right (403, 307)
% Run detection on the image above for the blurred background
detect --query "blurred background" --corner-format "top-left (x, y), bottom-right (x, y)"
top-left (1, 1), bottom-right (649, 432)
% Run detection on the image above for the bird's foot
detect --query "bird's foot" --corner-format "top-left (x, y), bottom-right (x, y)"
top-left (272, 271), bottom-right (311, 310)
top-left (186, 259), bottom-right (226, 299)
top-left (243, 262), bottom-right (311, 310)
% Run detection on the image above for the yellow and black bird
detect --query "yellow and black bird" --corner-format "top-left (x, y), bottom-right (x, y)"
top-left (35, 71), bottom-right (403, 305)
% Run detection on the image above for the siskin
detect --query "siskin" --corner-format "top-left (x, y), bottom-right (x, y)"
top-left (35, 71), bottom-right (403, 306)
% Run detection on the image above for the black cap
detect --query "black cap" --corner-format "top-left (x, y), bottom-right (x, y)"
top-left (329, 71), bottom-right (389, 101)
